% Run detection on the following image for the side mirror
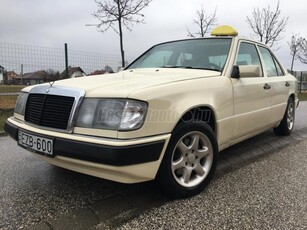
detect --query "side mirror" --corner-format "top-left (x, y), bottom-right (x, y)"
top-left (231, 65), bottom-right (261, 78)
top-left (239, 65), bottom-right (261, 78)
top-left (231, 65), bottom-right (240, 78)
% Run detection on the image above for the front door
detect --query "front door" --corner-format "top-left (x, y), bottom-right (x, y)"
top-left (231, 41), bottom-right (271, 139)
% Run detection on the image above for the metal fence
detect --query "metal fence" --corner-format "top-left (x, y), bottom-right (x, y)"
top-left (0, 42), bottom-right (134, 85)
top-left (291, 71), bottom-right (307, 93)
top-left (0, 42), bottom-right (306, 92)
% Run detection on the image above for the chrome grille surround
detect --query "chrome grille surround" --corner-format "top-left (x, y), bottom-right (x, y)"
top-left (25, 85), bottom-right (85, 133)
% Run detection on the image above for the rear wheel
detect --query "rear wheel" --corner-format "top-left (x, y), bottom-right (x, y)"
top-left (157, 121), bottom-right (218, 198)
top-left (274, 97), bottom-right (295, 136)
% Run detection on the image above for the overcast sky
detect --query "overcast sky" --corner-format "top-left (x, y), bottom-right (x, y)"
top-left (1, 0), bottom-right (307, 70)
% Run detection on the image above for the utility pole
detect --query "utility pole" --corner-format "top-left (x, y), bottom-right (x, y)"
top-left (20, 64), bottom-right (23, 85)
top-left (65, 43), bottom-right (68, 78)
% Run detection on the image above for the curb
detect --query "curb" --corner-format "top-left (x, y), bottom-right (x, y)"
top-left (0, 132), bottom-right (7, 137)
top-left (216, 127), bottom-right (307, 174)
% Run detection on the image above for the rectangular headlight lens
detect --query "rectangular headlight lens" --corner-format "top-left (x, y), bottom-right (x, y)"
top-left (76, 99), bottom-right (147, 131)
top-left (14, 92), bottom-right (28, 116)
top-left (76, 99), bottom-right (126, 130)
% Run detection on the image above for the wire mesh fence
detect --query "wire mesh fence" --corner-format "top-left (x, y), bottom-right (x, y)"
top-left (0, 42), bottom-right (306, 91)
top-left (0, 42), bottom-right (134, 85)
top-left (291, 71), bottom-right (307, 93)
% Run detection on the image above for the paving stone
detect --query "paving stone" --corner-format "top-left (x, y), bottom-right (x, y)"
top-left (223, 153), bottom-right (244, 165)
top-left (261, 143), bottom-right (275, 153)
top-left (291, 132), bottom-right (303, 141)
top-left (250, 147), bottom-right (265, 156)
top-left (216, 159), bottom-right (232, 172)
top-left (237, 150), bottom-right (256, 161)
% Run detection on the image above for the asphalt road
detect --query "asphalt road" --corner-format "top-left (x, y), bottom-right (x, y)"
top-left (0, 102), bottom-right (306, 229)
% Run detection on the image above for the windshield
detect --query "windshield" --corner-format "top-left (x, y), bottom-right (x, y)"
top-left (127, 38), bottom-right (232, 72)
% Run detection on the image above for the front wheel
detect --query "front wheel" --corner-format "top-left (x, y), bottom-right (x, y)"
top-left (274, 97), bottom-right (295, 136)
top-left (157, 122), bottom-right (218, 198)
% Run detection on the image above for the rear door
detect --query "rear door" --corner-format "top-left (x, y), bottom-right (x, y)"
top-left (257, 46), bottom-right (290, 125)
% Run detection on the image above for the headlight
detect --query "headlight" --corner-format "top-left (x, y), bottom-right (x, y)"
top-left (14, 92), bottom-right (28, 116)
top-left (76, 99), bottom-right (147, 131)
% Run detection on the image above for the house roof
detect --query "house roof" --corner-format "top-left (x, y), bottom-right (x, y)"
top-left (60, 67), bottom-right (86, 78)
top-left (89, 69), bottom-right (106, 76)
top-left (7, 71), bottom-right (20, 79)
top-left (23, 70), bottom-right (48, 80)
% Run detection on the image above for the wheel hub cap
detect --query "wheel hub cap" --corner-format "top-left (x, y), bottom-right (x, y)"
top-left (171, 131), bottom-right (213, 188)
top-left (188, 154), bottom-right (196, 164)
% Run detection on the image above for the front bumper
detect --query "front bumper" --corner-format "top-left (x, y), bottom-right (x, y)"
top-left (4, 118), bottom-right (171, 183)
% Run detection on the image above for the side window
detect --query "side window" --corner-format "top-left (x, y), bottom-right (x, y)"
top-left (236, 42), bottom-right (263, 76)
top-left (258, 46), bottom-right (280, 77)
top-left (273, 57), bottom-right (284, 76)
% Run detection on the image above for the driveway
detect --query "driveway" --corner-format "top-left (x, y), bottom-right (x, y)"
top-left (0, 102), bottom-right (306, 229)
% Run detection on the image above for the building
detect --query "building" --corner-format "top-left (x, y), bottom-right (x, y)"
top-left (0, 65), bottom-right (5, 84)
top-left (60, 67), bottom-right (86, 79)
top-left (89, 66), bottom-right (114, 76)
top-left (22, 70), bottom-right (49, 85)
top-left (89, 69), bottom-right (107, 76)
top-left (291, 70), bottom-right (307, 92)
top-left (6, 71), bottom-right (20, 80)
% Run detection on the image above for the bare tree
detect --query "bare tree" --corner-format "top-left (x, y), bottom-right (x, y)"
top-left (93, 0), bottom-right (152, 67)
top-left (187, 5), bottom-right (218, 38)
top-left (288, 34), bottom-right (303, 73)
top-left (46, 69), bottom-right (61, 81)
top-left (246, 1), bottom-right (288, 48)
top-left (298, 38), bottom-right (307, 64)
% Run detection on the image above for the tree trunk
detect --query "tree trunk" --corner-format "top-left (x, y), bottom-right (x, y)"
top-left (117, 1), bottom-right (125, 68)
top-left (118, 21), bottom-right (125, 67)
top-left (290, 51), bottom-right (295, 73)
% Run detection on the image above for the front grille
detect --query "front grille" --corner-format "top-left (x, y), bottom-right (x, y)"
top-left (25, 94), bottom-right (75, 130)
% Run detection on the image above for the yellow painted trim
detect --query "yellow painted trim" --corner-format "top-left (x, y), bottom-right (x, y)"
top-left (211, 25), bottom-right (238, 37)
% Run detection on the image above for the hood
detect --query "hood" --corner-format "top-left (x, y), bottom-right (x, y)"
top-left (44, 68), bottom-right (220, 98)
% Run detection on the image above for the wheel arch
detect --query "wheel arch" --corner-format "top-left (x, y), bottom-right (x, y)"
top-left (289, 93), bottom-right (295, 102)
top-left (174, 105), bottom-right (217, 134)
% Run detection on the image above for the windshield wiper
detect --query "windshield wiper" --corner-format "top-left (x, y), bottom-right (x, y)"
top-left (161, 65), bottom-right (221, 72)
top-left (161, 65), bottom-right (193, 69)
top-left (193, 67), bottom-right (221, 72)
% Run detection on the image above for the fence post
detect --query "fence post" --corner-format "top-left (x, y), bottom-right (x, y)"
top-left (65, 43), bottom-right (68, 78)
top-left (20, 64), bottom-right (23, 85)
top-left (300, 71), bottom-right (303, 94)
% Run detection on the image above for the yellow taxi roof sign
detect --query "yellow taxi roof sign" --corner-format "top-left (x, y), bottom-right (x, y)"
top-left (211, 25), bottom-right (238, 37)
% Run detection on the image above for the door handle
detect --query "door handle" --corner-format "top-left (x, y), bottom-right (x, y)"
top-left (263, 83), bottom-right (271, 90)
top-left (285, 82), bottom-right (290, 87)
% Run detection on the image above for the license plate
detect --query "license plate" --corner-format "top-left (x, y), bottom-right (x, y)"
top-left (18, 131), bottom-right (53, 156)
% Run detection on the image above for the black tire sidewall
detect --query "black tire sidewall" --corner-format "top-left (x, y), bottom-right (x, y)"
top-left (157, 121), bottom-right (218, 198)
top-left (274, 97), bottom-right (295, 136)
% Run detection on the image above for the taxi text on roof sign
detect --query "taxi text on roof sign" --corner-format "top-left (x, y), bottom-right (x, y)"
top-left (211, 25), bottom-right (238, 37)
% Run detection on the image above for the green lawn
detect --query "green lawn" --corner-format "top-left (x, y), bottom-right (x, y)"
top-left (0, 85), bottom-right (25, 93)
top-left (298, 93), bottom-right (307, 101)
top-left (0, 109), bottom-right (14, 133)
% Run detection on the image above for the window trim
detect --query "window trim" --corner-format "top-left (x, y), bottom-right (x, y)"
top-left (234, 40), bottom-right (264, 77)
top-left (257, 45), bottom-right (285, 77)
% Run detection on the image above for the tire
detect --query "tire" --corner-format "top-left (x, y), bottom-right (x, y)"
top-left (273, 97), bottom-right (295, 136)
top-left (157, 121), bottom-right (218, 199)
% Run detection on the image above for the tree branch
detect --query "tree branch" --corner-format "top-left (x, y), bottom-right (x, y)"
top-left (186, 5), bottom-right (218, 38)
top-left (246, 1), bottom-right (288, 47)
